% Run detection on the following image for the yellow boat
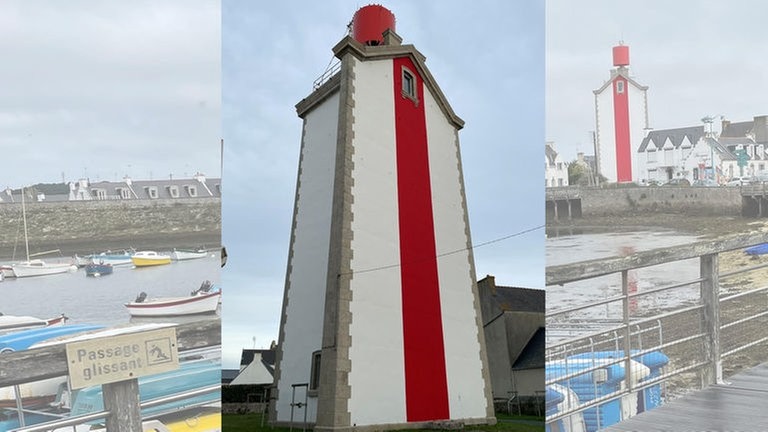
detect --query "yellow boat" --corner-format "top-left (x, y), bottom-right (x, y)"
top-left (89, 409), bottom-right (221, 431)
top-left (155, 410), bottom-right (221, 431)
top-left (131, 251), bottom-right (172, 267)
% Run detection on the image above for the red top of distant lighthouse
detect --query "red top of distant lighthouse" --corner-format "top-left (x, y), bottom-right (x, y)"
top-left (613, 44), bottom-right (629, 67)
top-left (352, 5), bottom-right (396, 46)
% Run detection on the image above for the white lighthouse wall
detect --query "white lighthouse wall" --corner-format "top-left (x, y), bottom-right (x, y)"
top-left (346, 56), bottom-right (409, 426)
top-left (595, 87), bottom-right (617, 182)
top-left (275, 91), bottom-right (340, 423)
top-left (424, 89), bottom-right (489, 419)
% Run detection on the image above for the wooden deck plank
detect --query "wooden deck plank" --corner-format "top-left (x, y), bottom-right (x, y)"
top-left (603, 362), bottom-right (768, 431)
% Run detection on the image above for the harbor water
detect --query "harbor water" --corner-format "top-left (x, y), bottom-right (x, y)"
top-left (546, 229), bottom-right (703, 340)
top-left (1, 252), bottom-right (221, 327)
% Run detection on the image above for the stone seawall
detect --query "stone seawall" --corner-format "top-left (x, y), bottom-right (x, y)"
top-left (0, 199), bottom-right (221, 259)
top-left (578, 187), bottom-right (742, 217)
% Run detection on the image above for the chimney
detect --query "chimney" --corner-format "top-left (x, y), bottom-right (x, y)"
top-left (754, 115), bottom-right (768, 143)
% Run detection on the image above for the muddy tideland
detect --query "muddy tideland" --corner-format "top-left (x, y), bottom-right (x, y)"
top-left (548, 214), bottom-right (768, 240)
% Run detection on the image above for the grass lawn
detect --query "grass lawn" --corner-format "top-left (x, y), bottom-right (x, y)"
top-left (222, 413), bottom-right (544, 432)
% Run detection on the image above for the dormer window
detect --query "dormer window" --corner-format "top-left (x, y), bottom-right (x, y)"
top-left (167, 185), bottom-right (179, 198)
top-left (185, 185), bottom-right (198, 197)
top-left (116, 187), bottom-right (131, 199)
top-left (144, 186), bottom-right (158, 199)
top-left (91, 188), bottom-right (107, 200)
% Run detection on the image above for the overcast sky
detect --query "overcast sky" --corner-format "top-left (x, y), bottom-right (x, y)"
top-left (222, 0), bottom-right (544, 368)
top-left (547, 0), bottom-right (768, 163)
top-left (0, 1), bottom-right (220, 188)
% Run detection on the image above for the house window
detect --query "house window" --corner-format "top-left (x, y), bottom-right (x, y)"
top-left (185, 185), bottom-right (198, 197)
top-left (116, 187), bottom-right (131, 199)
top-left (558, 178), bottom-right (564, 186)
top-left (215, 184), bottom-right (221, 195)
top-left (91, 189), bottom-right (107, 200)
top-left (647, 149), bottom-right (657, 163)
top-left (616, 80), bottom-right (625, 94)
top-left (144, 186), bottom-right (158, 199)
top-left (167, 185), bottom-right (179, 198)
top-left (309, 350), bottom-right (322, 391)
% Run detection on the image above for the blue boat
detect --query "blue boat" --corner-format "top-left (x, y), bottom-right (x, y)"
top-left (84, 262), bottom-right (113, 277)
top-left (70, 358), bottom-right (220, 419)
top-left (74, 249), bottom-right (134, 267)
top-left (0, 357), bottom-right (220, 430)
top-left (745, 243), bottom-right (768, 256)
top-left (0, 324), bottom-right (103, 353)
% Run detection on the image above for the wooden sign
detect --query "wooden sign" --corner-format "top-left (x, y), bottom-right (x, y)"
top-left (65, 327), bottom-right (179, 389)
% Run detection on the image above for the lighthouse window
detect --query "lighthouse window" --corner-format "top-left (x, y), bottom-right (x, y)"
top-left (401, 67), bottom-right (418, 105)
top-left (309, 350), bottom-right (322, 392)
top-left (616, 81), bottom-right (625, 94)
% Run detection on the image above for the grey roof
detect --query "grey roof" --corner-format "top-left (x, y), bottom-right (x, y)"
top-left (240, 348), bottom-right (276, 367)
top-left (512, 327), bottom-right (545, 370)
top-left (489, 285), bottom-right (544, 314)
top-left (545, 143), bottom-right (558, 165)
top-left (222, 369), bottom-right (239, 384)
top-left (638, 126), bottom-right (704, 152)
top-left (721, 120), bottom-right (753, 138)
top-left (89, 177), bottom-right (221, 200)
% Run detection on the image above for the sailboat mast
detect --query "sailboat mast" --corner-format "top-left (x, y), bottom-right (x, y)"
top-left (21, 187), bottom-right (30, 262)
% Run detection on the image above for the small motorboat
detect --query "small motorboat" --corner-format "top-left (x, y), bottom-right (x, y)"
top-left (75, 249), bottom-right (134, 267)
top-left (131, 251), bottom-right (172, 267)
top-left (84, 262), bottom-right (114, 277)
top-left (170, 247), bottom-right (209, 261)
top-left (125, 281), bottom-right (221, 317)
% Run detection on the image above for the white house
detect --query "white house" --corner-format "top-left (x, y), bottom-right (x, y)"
top-left (637, 116), bottom-right (768, 183)
top-left (545, 142), bottom-right (569, 187)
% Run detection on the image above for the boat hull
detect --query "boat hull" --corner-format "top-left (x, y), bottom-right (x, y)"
top-left (131, 251), bottom-right (172, 267)
top-left (12, 261), bottom-right (75, 278)
top-left (171, 250), bottom-right (209, 261)
top-left (125, 292), bottom-right (221, 317)
top-left (85, 263), bottom-right (114, 277)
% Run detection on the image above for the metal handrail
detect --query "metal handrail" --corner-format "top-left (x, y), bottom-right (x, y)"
top-left (10, 384), bottom-right (220, 432)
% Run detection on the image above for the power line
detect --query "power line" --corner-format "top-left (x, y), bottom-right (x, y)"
top-left (341, 224), bottom-right (545, 277)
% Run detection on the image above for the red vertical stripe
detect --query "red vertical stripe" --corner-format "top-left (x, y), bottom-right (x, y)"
top-left (393, 57), bottom-right (450, 421)
top-left (613, 77), bottom-right (632, 182)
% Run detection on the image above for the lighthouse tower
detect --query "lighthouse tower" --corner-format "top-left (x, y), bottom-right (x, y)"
top-left (270, 5), bottom-right (494, 431)
top-left (593, 43), bottom-right (649, 183)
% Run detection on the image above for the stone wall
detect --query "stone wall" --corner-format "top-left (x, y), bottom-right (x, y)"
top-left (0, 198), bottom-right (220, 259)
top-left (578, 187), bottom-right (742, 217)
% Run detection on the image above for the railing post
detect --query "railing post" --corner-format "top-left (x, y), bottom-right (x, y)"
top-left (103, 379), bottom-right (142, 432)
top-left (700, 253), bottom-right (722, 386)
top-left (622, 270), bottom-right (632, 394)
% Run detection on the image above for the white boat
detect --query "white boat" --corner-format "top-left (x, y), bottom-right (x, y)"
top-left (10, 188), bottom-right (76, 278)
top-left (170, 248), bottom-right (209, 261)
top-left (0, 314), bottom-right (67, 333)
top-left (12, 259), bottom-right (77, 278)
top-left (125, 287), bottom-right (221, 317)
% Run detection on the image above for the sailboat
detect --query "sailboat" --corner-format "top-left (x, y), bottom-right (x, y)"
top-left (11, 187), bottom-right (76, 278)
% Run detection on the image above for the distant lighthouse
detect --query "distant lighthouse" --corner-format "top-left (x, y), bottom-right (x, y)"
top-left (593, 43), bottom-right (649, 183)
top-left (269, 5), bottom-right (494, 431)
